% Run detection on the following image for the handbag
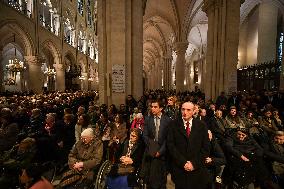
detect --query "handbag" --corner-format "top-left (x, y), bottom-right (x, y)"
top-left (117, 163), bottom-right (135, 175)
top-left (59, 169), bottom-right (87, 187)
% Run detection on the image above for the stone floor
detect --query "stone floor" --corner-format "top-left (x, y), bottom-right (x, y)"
top-left (52, 173), bottom-right (176, 188)
top-left (166, 174), bottom-right (175, 189)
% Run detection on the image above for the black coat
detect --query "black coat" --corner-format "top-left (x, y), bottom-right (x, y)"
top-left (167, 118), bottom-right (210, 189)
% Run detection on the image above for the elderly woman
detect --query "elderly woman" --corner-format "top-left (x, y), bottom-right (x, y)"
top-left (60, 128), bottom-right (103, 188)
top-left (130, 113), bottom-right (144, 132)
top-left (107, 128), bottom-right (145, 189)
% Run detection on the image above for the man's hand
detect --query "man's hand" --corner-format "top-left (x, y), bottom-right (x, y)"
top-left (57, 141), bottom-right (64, 148)
top-left (184, 161), bottom-right (194, 172)
top-left (155, 152), bottom-right (160, 158)
top-left (241, 155), bottom-right (250, 162)
top-left (205, 157), bottom-right (212, 164)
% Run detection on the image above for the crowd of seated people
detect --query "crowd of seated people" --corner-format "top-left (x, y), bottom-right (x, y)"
top-left (0, 89), bottom-right (284, 188)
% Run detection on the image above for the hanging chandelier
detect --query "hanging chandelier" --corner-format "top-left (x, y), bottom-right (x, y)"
top-left (79, 75), bottom-right (86, 80)
top-left (44, 67), bottom-right (56, 76)
top-left (6, 34), bottom-right (26, 73)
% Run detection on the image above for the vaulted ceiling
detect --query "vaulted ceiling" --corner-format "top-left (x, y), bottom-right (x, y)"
top-left (142, 0), bottom-right (284, 72)
top-left (143, 0), bottom-right (207, 72)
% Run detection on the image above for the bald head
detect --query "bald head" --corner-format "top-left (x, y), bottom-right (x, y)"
top-left (181, 102), bottom-right (194, 121)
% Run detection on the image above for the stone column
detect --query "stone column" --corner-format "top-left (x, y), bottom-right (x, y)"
top-left (79, 72), bottom-right (88, 91)
top-left (0, 49), bottom-right (3, 92)
top-left (257, 3), bottom-right (278, 63)
top-left (50, 9), bottom-right (54, 32)
top-left (163, 56), bottom-right (172, 91)
top-left (203, 0), bottom-right (240, 100)
top-left (27, 0), bottom-right (33, 18)
top-left (279, 24), bottom-right (284, 91)
top-left (97, 0), bottom-right (143, 106)
top-left (154, 58), bottom-right (161, 89)
top-left (25, 56), bottom-right (44, 93)
top-left (54, 64), bottom-right (65, 91)
top-left (174, 42), bottom-right (188, 92)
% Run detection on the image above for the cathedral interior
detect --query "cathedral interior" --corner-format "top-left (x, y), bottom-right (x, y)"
top-left (1, 1), bottom-right (284, 189)
top-left (0, 0), bottom-right (283, 104)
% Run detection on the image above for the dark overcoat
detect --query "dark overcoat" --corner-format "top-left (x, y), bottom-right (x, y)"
top-left (167, 118), bottom-right (210, 189)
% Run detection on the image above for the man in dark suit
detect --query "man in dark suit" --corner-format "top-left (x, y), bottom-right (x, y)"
top-left (167, 101), bottom-right (210, 189)
top-left (143, 99), bottom-right (171, 189)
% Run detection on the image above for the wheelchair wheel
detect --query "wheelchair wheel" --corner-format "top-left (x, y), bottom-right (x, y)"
top-left (94, 160), bottom-right (112, 189)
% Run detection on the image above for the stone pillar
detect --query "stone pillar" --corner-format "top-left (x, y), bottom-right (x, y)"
top-left (257, 3), bottom-right (278, 63)
top-left (50, 9), bottom-right (54, 32)
top-left (279, 23), bottom-right (284, 91)
top-left (174, 42), bottom-right (188, 92)
top-left (203, 0), bottom-right (240, 100)
top-left (81, 72), bottom-right (88, 91)
top-left (54, 64), bottom-right (65, 91)
top-left (54, 14), bottom-right (60, 36)
top-left (27, 0), bottom-right (33, 18)
top-left (97, 0), bottom-right (143, 106)
top-left (163, 56), bottom-right (172, 91)
top-left (0, 49), bottom-right (3, 92)
top-left (25, 56), bottom-right (44, 93)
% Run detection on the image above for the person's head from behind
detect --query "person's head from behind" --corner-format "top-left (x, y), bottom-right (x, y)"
top-left (19, 164), bottom-right (44, 187)
top-left (64, 107), bottom-right (72, 115)
top-left (81, 128), bottom-right (94, 145)
top-left (133, 107), bottom-right (139, 114)
top-left (31, 108), bottom-right (41, 118)
top-left (0, 107), bottom-right (12, 124)
top-left (274, 131), bottom-right (284, 145)
top-left (18, 137), bottom-right (36, 154)
top-left (181, 102), bottom-right (194, 121)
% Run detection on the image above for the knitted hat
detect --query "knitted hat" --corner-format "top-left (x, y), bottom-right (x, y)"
top-left (81, 128), bottom-right (94, 137)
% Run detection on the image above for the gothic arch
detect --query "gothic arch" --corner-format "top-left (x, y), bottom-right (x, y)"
top-left (41, 40), bottom-right (61, 66)
top-left (0, 20), bottom-right (34, 56)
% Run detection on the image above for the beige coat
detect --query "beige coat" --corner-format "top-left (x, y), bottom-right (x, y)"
top-left (68, 137), bottom-right (103, 179)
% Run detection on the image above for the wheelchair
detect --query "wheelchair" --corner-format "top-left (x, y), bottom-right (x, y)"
top-left (93, 160), bottom-right (145, 189)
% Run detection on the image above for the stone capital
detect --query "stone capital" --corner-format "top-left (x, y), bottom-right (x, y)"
top-left (174, 42), bottom-right (188, 55)
top-left (202, 0), bottom-right (219, 14)
top-left (24, 56), bottom-right (44, 66)
top-left (53, 63), bottom-right (64, 71)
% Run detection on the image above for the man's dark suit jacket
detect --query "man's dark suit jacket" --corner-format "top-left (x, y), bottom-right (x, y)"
top-left (143, 114), bottom-right (170, 157)
top-left (167, 118), bottom-right (210, 189)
